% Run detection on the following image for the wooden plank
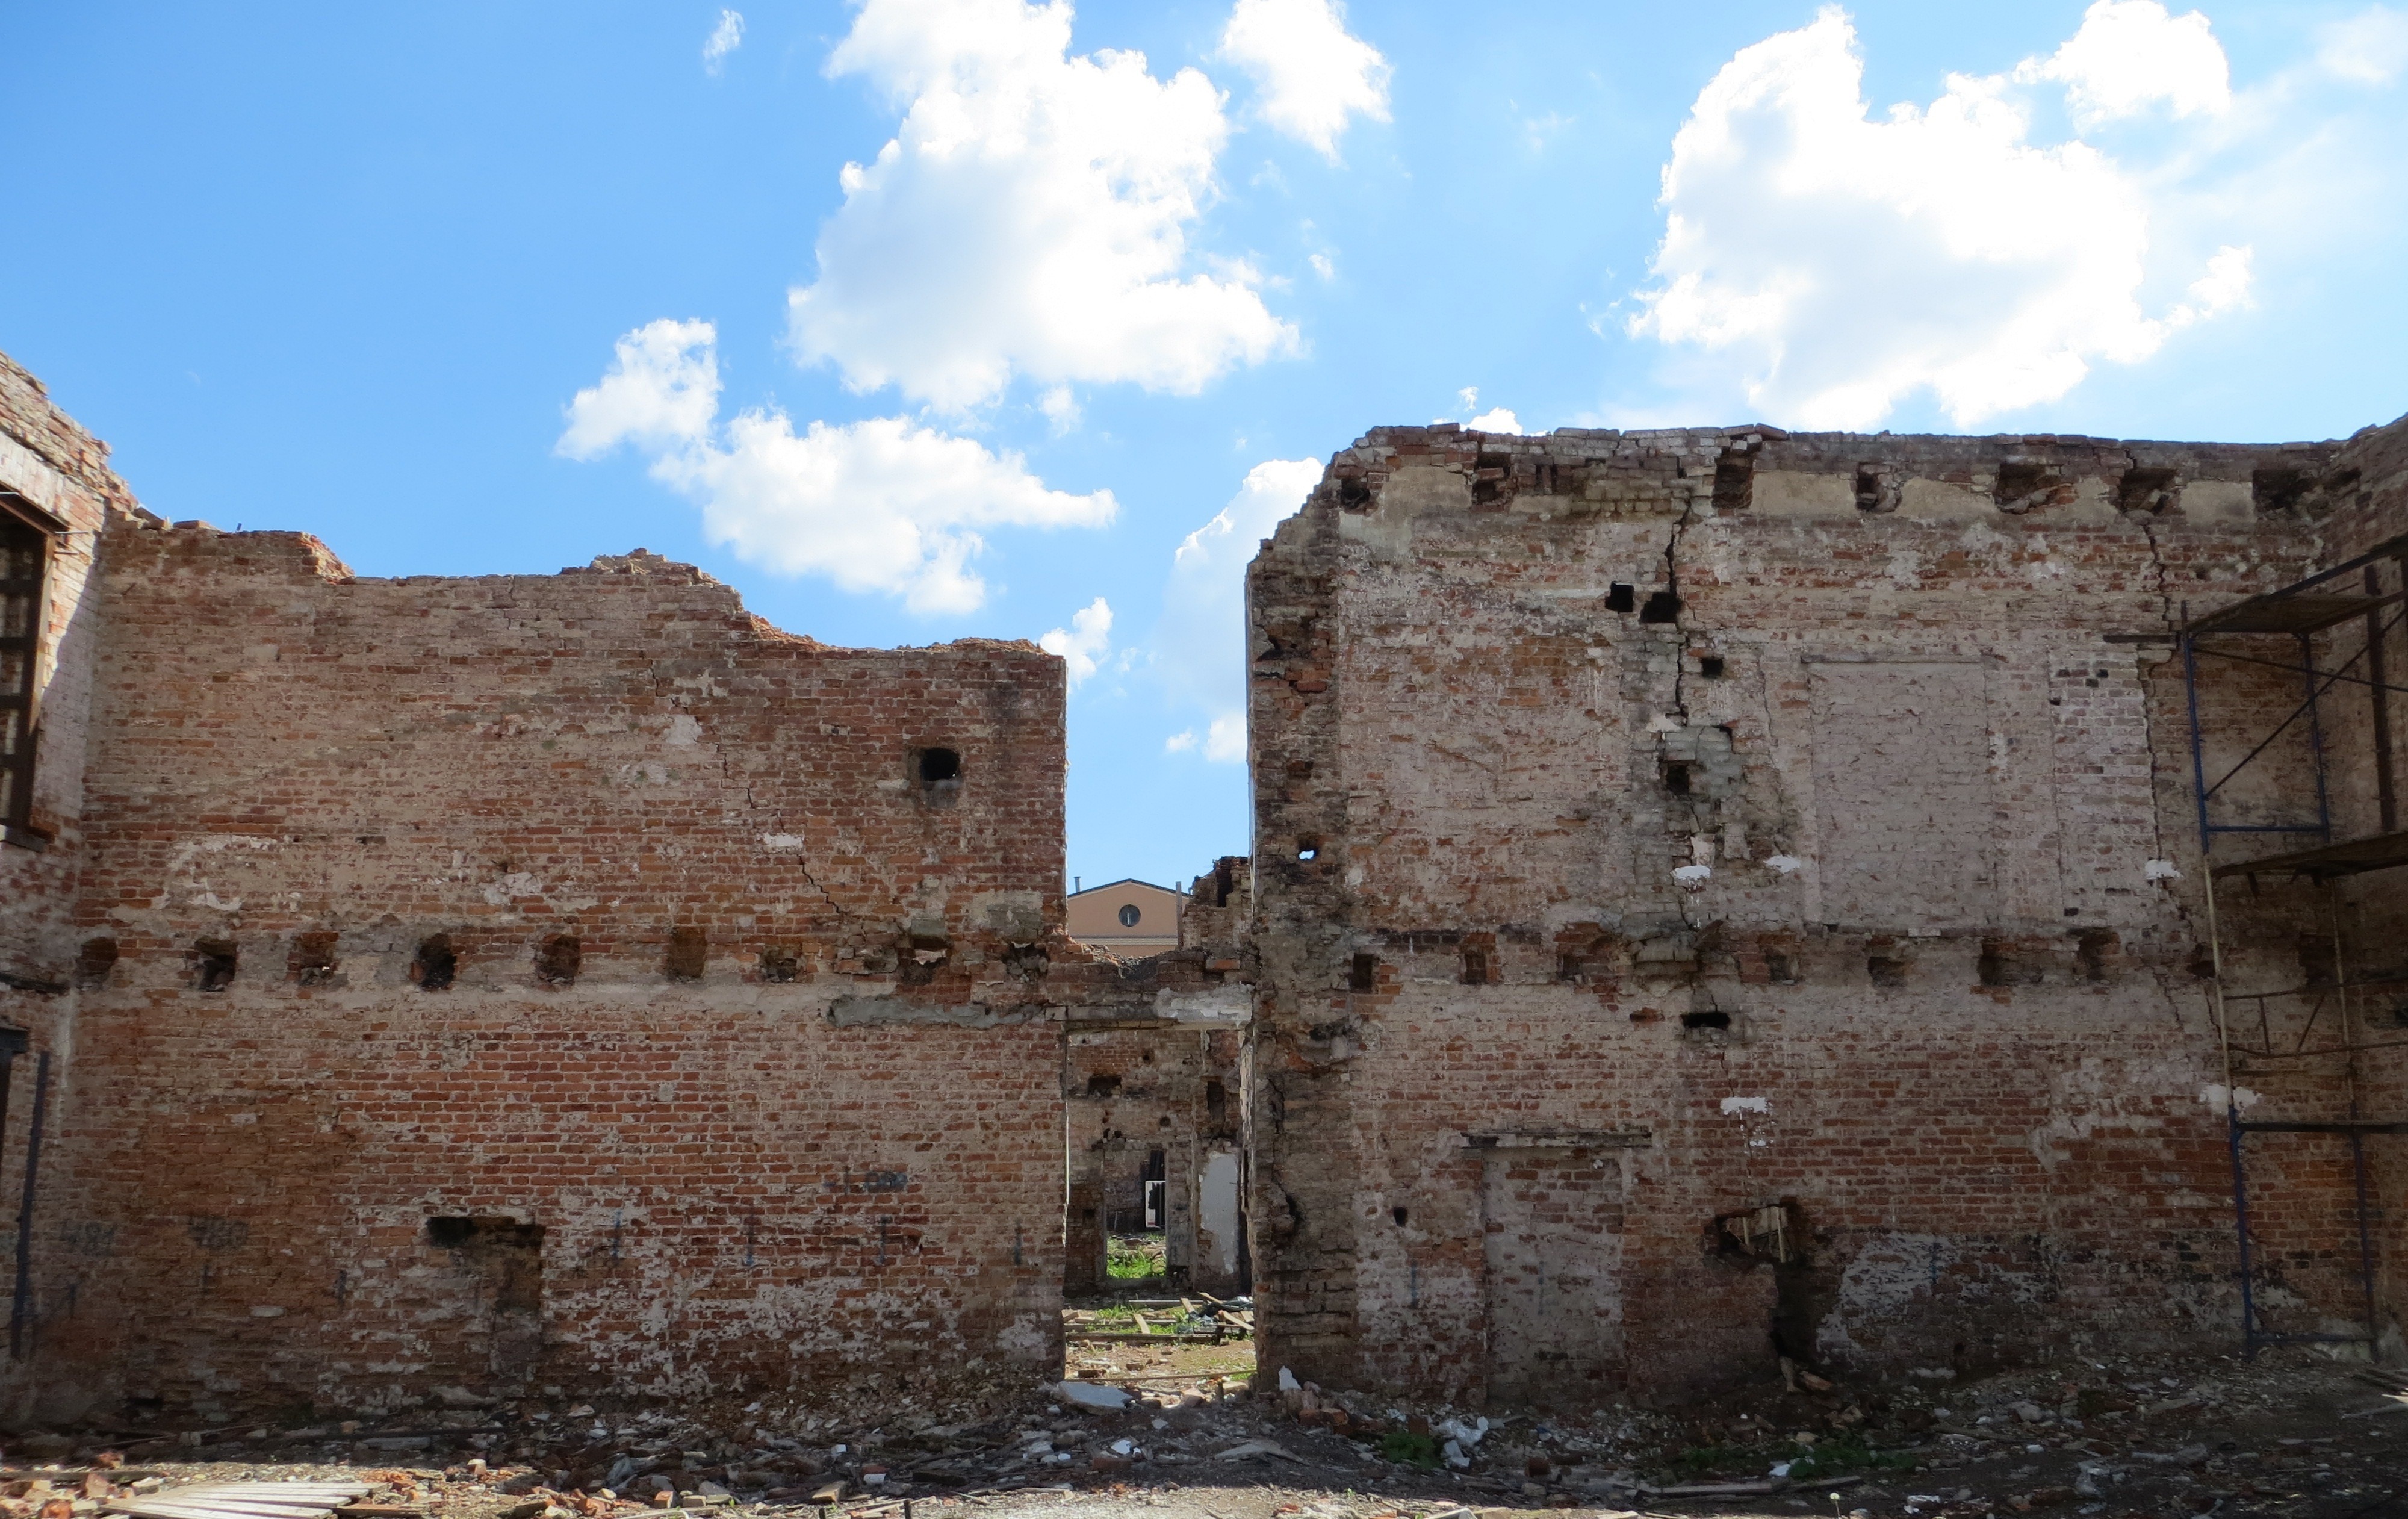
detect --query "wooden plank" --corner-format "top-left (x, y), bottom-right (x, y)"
top-left (114, 1500), bottom-right (353, 1518)
top-left (110, 1502), bottom-right (349, 1512)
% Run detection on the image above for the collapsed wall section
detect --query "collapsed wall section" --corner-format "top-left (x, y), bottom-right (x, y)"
top-left (1246, 418), bottom-right (2404, 1405)
top-left (26, 527), bottom-right (1075, 1421)
top-left (1057, 860), bottom-right (1257, 1299)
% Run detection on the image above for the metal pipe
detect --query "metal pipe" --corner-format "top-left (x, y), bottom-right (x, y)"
top-left (2302, 632), bottom-right (2333, 840)
top-left (9, 1051), bottom-right (48, 1359)
top-left (2372, 564), bottom-right (2399, 834)
top-left (2229, 1108), bottom-right (2260, 1355)
top-left (2185, 633), bottom-right (2213, 853)
top-left (2350, 1131), bottom-right (2377, 1350)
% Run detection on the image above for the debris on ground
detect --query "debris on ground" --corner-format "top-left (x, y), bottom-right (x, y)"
top-left (2, 1343), bottom-right (2399, 1519)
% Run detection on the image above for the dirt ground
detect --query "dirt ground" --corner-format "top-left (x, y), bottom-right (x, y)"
top-left (8, 1342), bottom-right (2403, 1519)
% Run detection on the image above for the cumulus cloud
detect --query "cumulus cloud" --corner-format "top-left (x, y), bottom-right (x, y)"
top-left (1041, 596), bottom-right (1114, 687)
top-left (560, 320), bottom-right (1114, 614)
top-left (1203, 713), bottom-right (1246, 763)
top-left (1468, 407), bottom-right (1524, 433)
top-left (557, 318), bottom-right (721, 458)
top-left (1627, 5), bottom-right (2251, 430)
top-left (2318, 5), bottom-right (2408, 84)
top-left (789, 0), bottom-right (1297, 413)
top-left (1220, 0), bottom-right (1391, 158)
top-left (2022, 1), bottom-right (2229, 125)
top-left (1165, 729), bottom-right (1198, 753)
top-left (1152, 457), bottom-right (1321, 761)
top-left (703, 9), bottom-right (745, 73)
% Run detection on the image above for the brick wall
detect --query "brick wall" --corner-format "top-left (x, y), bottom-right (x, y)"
top-left (1245, 419), bottom-right (2407, 1405)
top-left (14, 524), bottom-right (1080, 1422)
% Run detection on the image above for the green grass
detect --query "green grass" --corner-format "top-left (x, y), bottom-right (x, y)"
top-left (1379, 1432), bottom-right (1441, 1469)
top-left (1106, 1235), bottom-right (1165, 1280)
top-left (1783, 1432), bottom-right (1917, 1481)
top-left (1665, 1432), bottom-right (1914, 1484)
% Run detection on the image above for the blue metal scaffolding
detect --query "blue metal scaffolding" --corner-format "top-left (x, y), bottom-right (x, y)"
top-left (2176, 529), bottom-right (2408, 1356)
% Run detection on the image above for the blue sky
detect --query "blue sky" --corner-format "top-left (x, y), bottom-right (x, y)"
top-left (7, 1), bottom-right (2407, 893)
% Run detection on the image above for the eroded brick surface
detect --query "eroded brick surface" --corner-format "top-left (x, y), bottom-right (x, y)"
top-left (1244, 421), bottom-right (2408, 1405)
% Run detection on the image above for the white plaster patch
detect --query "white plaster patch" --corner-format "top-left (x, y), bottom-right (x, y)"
top-left (1720, 1095), bottom-right (1770, 1116)
top-left (760, 834), bottom-right (807, 851)
top-left (2202, 1083), bottom-right (2262, 1113)
top-left (1764, 854), bottom-right (1805, 875)
top-left (2145, 859), bottom-right (2182, 881)
top-left (1672, 864), bottom-right (1712, 889)
top-left (1197, 1149), bottom-right (1241, 1280)
top-left (1154, 983), bottom-right (1253, 1025)
top-left (666, 714), bottom-right (704, 748)
top-left (1647, 712), bottom-right (1684, 733)
top-left (483, 871), bottom-right (544, 905)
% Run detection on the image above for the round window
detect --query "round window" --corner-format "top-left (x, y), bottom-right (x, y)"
top-left (1117, 904), bottom-right (1142, 927)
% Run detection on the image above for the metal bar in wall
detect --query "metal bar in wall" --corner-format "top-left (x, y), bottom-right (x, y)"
top-left (2191, 641), bottom-right (2408, 698)
top-left (2373, 565), bottom-right (2400, 834)
top-left (2302, 632), bottom-right (2334, 840)
top-left (2185, 633), bottom-right (2214, 855)
top-left (9, 1051), bottom-right (49, 1358)
top-left (2350, 1131), bottom-right (2377, 1350)
top-left (2229, 1111), bottom-right (2262, 1356)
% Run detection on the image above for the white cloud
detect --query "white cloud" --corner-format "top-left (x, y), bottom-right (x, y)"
top-left (789, 0), bottom-right (1297, 413)
top-left (2023, 1), bottom-right (2228, 126)
top-left (1041, 595), bottom-right (1114, 688)
top-left (1203, 713), bottom-right (1246, 763)
top-left (2318, 5), bottom-right (2408, 84)
top-left (1468, 407), bottom-right (1524, 433)
top-left (1220, 0), bottom-right (1392, 158)
top-left (557, 318), bottom-right (721, 458)
top-left (1308, 252), bottom-right (1335, 281)
top-left (1165, 729), bottom-right (1198, 753)
top-left (1038, 384), bottom-right (1082, 433)
top-left (1627, 6), bottom-right (2251, 430)
top-left (560, 320), bottom-right (1114, 614)
top-left (703, 9), bottom-right (745, 73)
top-left (1150, 457), bottom-right (1320, 762)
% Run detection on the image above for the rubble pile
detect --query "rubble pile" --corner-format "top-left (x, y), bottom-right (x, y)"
top-left (0, 1350), bottom-right (2398, 1519)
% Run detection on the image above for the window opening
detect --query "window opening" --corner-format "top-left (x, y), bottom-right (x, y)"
top-left (1142, 1148), bottom-right (1167, 1232)
top-left (0, 509), bottom-right (47, 846)
top-left (1117, 903), bottom-right (1141, 927)
top-left (291, 931), bottom-right (339, 987)
top-left (917, 747), bottom-right (961, 785)
top-left (191, 939), bottom-right (238, 993)
top-left (74, 938), bottom-right (118, 991)
top-left (412, 934), bottom-right (457, 991)
top-left (535, 934), bottom-right (580, 986)
top-left (664, 926), bottom-right (706, 981)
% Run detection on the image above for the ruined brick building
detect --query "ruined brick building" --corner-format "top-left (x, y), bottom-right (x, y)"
top-left (0, 352), bottom-right (1119, 1422)
top-left (1242, 421), bottom-right (2408, 1406)
top-left (1061, 865), bottom-right (1253, 1299)
top-left (2, 339), bottom-right (2403, 1426)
